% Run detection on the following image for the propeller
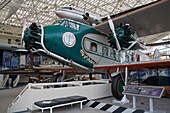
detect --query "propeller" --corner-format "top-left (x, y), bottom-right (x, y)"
top-left (107, 15), bottom-right (121, 51)
top-left (21, 17), bottom-right (27, 48)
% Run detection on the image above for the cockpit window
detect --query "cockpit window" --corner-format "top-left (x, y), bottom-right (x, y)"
top-left (68, 21), bottom-right (80, 30)
top-left (53, 19), bottom-right (80, 30)
top-left (60, 20), bottom-right (67, 26)
top-left (52, 20), bottom-right (65, 25)
top-left (52, 20), bottom-right (59, 25)
top-left (102, 47), bottom-right (108, 56)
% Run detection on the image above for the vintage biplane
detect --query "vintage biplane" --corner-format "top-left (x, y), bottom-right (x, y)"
top-left (1, 0), bottom-right (170, 101)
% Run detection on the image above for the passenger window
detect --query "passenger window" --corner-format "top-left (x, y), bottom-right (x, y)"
top-left (90, 42), bottom-right (97, 52)
top-left (103, 47), bottom-right (108, 56)
top-left (52, 20), bottom-right (58, 25)
top-left (68, 22), bottom-right (80, 30)
top-left (110, 49), bottom-right (115, 58)
top-left (85, 39), bottom-right (91, 50)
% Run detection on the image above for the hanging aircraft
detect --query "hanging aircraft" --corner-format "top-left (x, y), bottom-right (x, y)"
top-left (1, 0), bottom-right (170, 101)
top-left (55, 7), bottom-right (102, 25)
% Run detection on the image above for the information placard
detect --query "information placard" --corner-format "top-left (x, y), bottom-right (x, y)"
top-left (123, 85), bottom-right (164, 98)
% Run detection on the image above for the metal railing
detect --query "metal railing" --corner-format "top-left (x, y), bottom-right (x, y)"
top-left (8, 79), bottom-right (110, 110)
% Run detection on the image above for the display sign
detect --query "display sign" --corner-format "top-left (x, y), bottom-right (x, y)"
top-left (123, 85), bottom-right (164, 98)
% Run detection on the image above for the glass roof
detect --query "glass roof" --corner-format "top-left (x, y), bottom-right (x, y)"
top-left (0, 0), bottom-right (157, 27)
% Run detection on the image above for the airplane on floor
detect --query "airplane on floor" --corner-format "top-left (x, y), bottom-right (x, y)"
top-left (1, 0), bottom-right (170, 101)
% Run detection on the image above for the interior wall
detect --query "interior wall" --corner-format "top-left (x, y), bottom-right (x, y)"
top-left (0, 38), bottom-right (19, 45)
top-left (0, 49), bottom-right (3, 67)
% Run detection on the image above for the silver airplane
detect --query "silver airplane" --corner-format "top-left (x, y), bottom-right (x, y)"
top-left (55, 7), bottom-right (102, 25)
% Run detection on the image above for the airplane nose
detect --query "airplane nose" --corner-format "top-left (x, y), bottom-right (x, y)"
top-left (23, 23), bottom-right (41, 50)
top-left (55, 10), bottom-right (62, 17)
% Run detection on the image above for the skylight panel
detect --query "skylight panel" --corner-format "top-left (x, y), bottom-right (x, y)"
top-left (0, 0), bottom-right (158, 27)
top-left (124, 0), bottom-right (137, 7)
top-left (118, 2), bottom-right (131, 11)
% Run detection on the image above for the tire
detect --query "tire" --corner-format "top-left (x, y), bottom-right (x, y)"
top-left (111, 74), bottom-right (124, 100)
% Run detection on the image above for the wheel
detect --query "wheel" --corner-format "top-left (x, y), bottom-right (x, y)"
top-left (111, 74), bottom-right (124, 100)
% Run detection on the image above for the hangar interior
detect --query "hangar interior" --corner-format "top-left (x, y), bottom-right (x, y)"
top-left (0, 0), bottom-right (170, 113)
top-left (1, 0), bottom-right (170, 66)
top-left (0, 0), bottom-right (166, 44)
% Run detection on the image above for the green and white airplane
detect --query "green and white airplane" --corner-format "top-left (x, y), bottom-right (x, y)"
top-left (22, 0), bottom-right (170, 100)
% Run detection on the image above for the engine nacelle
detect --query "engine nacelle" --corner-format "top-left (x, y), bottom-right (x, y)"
top-left (108, 22), bottom-right (135, 49)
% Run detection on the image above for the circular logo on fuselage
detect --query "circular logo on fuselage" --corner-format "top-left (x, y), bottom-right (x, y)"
top-left (62, 32), bottom-right (76, 47)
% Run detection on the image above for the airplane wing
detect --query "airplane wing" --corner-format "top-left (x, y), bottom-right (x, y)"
top-left (146, 40), bottom-right (170, 46)
top-left (0, 66), bottom-right (88, 75)
top-left (94, 59), bottom-right (170, 73)
top-left (0, 43), bottom-right (25, 51)
top-left (33, 59), bottom-right (170, 74)
top-left (0, 43), bottom-right (28, 56)
top-left (1, 59), bottom-right (170, 76)
top-left (33, 60), bottom-right (170, 74)
top-left (0, 67), bottom-right (41, 75)
top-left (94, 0), bottom-right (170, 37)
top-left (33, 66), bottom-right (88, 73)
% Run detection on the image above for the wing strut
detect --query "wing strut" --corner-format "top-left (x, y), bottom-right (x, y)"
top-left (21, 17), bottom-right (26, 47)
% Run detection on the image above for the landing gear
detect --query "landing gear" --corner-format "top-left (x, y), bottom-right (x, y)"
top-left (111, 74), bottom-right (124, 100)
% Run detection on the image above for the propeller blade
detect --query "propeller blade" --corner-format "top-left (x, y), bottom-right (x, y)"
top-left (107, 15), bottom-right (121, 51)
top-left (21, 17), bottom-right (27, 47)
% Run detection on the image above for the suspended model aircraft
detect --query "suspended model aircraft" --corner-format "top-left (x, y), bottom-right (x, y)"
top-left (55, 7), bottom-right (102, 25)
top-left (1, 0), bottom-right (170, 101)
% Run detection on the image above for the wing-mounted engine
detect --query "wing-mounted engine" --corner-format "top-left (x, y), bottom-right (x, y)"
top-left (108, 22), bottom-right (136, 50)
top-left (82, 12), bottom-right (89, 21)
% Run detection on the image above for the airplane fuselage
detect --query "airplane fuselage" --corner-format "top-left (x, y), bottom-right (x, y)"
top-left (23, 19), bottom-right (121, 68)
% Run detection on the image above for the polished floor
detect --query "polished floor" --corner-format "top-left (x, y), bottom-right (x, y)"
top-left (0, 85), bottom-right (170, 113)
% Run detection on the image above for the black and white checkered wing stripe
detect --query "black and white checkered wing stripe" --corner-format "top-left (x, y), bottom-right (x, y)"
top-left (83, 100), bottom-right (149, 113)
